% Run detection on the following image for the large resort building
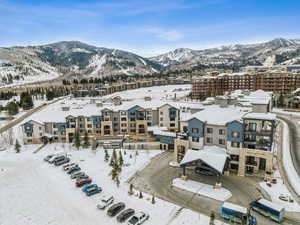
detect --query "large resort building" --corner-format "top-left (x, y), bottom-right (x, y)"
top-left (192, 71), bottom-right (300, 99)
top-left (21, 88), bottom-right (277, 179)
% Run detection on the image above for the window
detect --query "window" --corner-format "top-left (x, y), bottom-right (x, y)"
top-left (121, 111), bottom-right (126, 115)
top-left (88, 130), bottom-right (92, 133)
top-left (170, 118), bottom-right (175, 121)
top-left (53, 131), bottom-right (57, 135)
top-left (231, 142), bottom-right (240, 148)
top-left (160, 123), bottom-right (163, 126)
top-left (207, 128), bottom-right (213, 134)
top-left (146, 117), bottom-right (152, 120)
top-left (192, 137), bottom-right (199, 142)
top-left (219, 139), bottom-right (225, 145)
top-left (121, 117), bottom-right (127, 121)
top-left (230, 154), bottom-right (239, 161)
top-left (160, 112), bottom-right (163, 115)
top-left (130, 118), bottom-right (135, 122)
top-left (39, 133), bottom-right (43, 136)
top-left (53, 124), bottom-right (57, 128)
top-left (87, 118), bottom-right (91, 121)
top-left (39, 127), bottom-right (42, 130)
top-left (219, 129), bottom-right (225, 135)
top-left (160, 117), bottom-right (163, 121)
top-left (248, 123), bottom-right (257, 132)
top-left (87, 124), bottom-right (92, 128)
top-left (232, 131), bottom-right (240, 138)
top-left (113, 117), bottom-right (118, 121)
top-left (192, 128), bottom-right (199, 133)
top-left (147, 122), bottom-right (152, 126)
top-left (170, 123), bottom-right (175, 127)
top-left (206, 137), bottom-right (213, 143)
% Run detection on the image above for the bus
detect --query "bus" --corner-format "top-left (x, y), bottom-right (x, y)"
top-left (250, 198), bottom-right (285, 223)
top-left (220, 202), bottom-right (257, 225)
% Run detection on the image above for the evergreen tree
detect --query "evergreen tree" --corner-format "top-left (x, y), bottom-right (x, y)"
top-left (74, 131), bottom-right (81, 150)
top-left (104, 149), bottom-right (109, 162)
top-left (118, 151), bottom-right (124, 167)
top-left (6, 101), bottom-right (19, 115)
top-left (15, 139), bottom-right (21, 153)
top-left (139, 191), bottom-right (143, 199)
top-left (128, 183), bottom-right (134, 195)
top-left (83, 131), bottom-right (90, 148)
top-left (151, 195), bottom-right (155, 204)
top-left (20, 92), bottom-right (34, 110)
top-left (111, 166), bottom-right (118, 181)
top-left (209, 211), bottom-right (215, 225)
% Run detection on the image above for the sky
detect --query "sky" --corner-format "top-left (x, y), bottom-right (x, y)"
top-left (0, 0), bottom-right (300, 56)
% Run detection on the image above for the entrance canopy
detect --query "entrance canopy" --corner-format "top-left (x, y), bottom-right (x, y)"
top-left (179, 146), bottom-right (229, 174)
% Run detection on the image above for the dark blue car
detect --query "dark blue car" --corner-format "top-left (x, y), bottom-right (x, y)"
top-left (84, 184), bottom-right (102, 196)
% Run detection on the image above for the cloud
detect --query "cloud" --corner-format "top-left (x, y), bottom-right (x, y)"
top-left (145, 27), bottom-right (184, 41)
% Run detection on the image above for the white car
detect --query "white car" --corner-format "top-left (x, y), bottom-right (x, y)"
top-left (127, 211), bottom-right (149, 225)
top-left (96, 195), bottom-right (114, 210)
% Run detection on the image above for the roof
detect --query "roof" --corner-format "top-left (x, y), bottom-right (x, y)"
top-left (222, 202), bottom-right (248, 214)
top-left (185, 105), bottom-right (250, 125)
top-left (179, 146), bottom-right (229, 174)
top-left (257, 199), bottom-right (284, 212)
top-left (243, 112), bottom-right (276, 121)
top-left (153, 129), bottom-right (177, 137)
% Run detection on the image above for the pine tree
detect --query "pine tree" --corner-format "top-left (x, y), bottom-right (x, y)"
top-left (139, 191), bottom-right (143, 199)
top-left (83, 131), bottom-right (90, 148)
top-left (118, 151), bottom-right (124, 167)
top-left (104, 149), bottom-right (109, 162)
top-left (128, 183), bottom-right (134, 195)
top-left (15, 139), bottom-right (21, 153)
top-left (6, 101), bottom-right (19, 115)
top-left (151, 195), bottom-right (155, 204)
top-left (74, 131), bottom-right (81, 150)
top-left (111, 167), bottom-right (118, 181)
top-left (209, 211), bottom-right (215, 225)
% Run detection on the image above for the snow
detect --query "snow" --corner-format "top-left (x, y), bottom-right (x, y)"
top-left (0, 144), bottom-right (227, 225)
top-left (257, 199), bottom-right (284, 212)
top-left (281, 119), bottom-right (300, 196)
top-left (172, 178), bottom-right (232, 201)
top-left (273, 108), bottom-right (300, 117)
top-left (222, 202), bottom-right (248, 214)
top-left (186, 105), bottom-right (249, 125)
top-left (179, 147), bottom-right (229, 174)
top-left (243, 112), bottom-right (276, 120)
top-left (89, 54), bottom-right (107, 76)
top-left (259, 171), bottom-right (300, 212)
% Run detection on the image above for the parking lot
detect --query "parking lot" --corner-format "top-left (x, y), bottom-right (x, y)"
top-left (0, 143), bottom-right (228, 225)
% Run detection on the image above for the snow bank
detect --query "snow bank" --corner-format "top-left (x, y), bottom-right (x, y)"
top-left (281, 120), bottom-right (300, 196)
top-left (172, 178), bottom-right (232, 201)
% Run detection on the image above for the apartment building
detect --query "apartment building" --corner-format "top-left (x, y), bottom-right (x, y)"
top-left (192, 72), bottom-right (300, 99)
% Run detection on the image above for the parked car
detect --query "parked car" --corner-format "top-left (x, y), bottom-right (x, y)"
top-left (76, 178), bottom-right (92, 187)
top-left (54, 157), bottom-right (70, 166)
top-left (62, 163), bottom-right (77, 171)
top-left (85, 185), bottom-right (102, 196)
top-left (127, 212), bottom-right (149, 225)
top-left (97, 195), bottom-right (114, 210)
top-left (49, 155), bottom-right (65, 164)
top-left (44, 154), bottom-right (54, 162)
top-left (71, 171), bottom-right (85, 179)
top-left (107, 202), bottom-right (126, 217)
top-left (67, 166), bottom-right (81, 175)
top-left (75, 174), bottom-right (89, 180)
top-left (82, 184), bottom-right (98, 193)
top-left (194, 165), bottom-right (218, 176)
top-left (117, 208), bottom-right (135, 223)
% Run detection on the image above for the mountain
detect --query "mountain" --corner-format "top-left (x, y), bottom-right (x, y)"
top-left (150, 38), bottom-right (300, 70)
top-left (1, 38), bottom-right (300, 87)
top-left (0, 41), bottom-right (162, 86)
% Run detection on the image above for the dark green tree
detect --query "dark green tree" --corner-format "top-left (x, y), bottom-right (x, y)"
top-left (6, 101), bottom-right (19, 115)
top-left (83, 131), bottom-right (90, 148)
top-left (139, 191), bottom-right (143, 199)
top-left (104, 149), bottom-right (109, 162)
top-left (74, 131), bottom-right (81, 150)
top-left (15, 139), bottom-right (21, 153)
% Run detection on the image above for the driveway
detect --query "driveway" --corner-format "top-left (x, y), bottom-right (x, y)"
top-left (130, 151), bottom-right (299, 225)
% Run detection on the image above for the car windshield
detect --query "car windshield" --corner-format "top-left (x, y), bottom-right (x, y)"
top-left (129, 217), bottom-right (138, 224)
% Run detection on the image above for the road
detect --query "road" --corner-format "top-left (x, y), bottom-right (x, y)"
top-left (129, 151), bottom-right (298, 225)
top-left (277, 114), bottom-right (300, 178)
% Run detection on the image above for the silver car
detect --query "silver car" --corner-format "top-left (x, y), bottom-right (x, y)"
top-left (97, 195), bottom-right (114, 210)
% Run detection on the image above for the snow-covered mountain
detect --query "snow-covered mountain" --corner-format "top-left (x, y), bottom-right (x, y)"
top-left (150, 38), bottom-right (300, 70)
top-left (0, 41), bottom-right (162, 86)
top-left (1, 38), bottom-right (300, 86)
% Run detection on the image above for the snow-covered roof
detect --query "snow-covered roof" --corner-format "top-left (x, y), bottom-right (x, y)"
top-left (257, 199), bottom-right (285, 212)
top-left (179, 146), bottom-right (229, 174)
top-left (147, 126), bottom-right (168, 132)
top-left (185, 105), bottom-right (250, 125)
top-left (222, 202), bottom-right (248, 214)
top-left (243, 112), bottom-right (276, 121)
top-left (153, 129), bottom-right (177, 137)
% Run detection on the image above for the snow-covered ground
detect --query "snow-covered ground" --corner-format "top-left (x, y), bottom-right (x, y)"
top-left (260, 171), bottom-right (300, 212)
top-left (273, 108), bottom-right (300, 117)
top-left (172, 178), bottom-right (232, 201)
top-left (0, 144), bottom-right (227, 225)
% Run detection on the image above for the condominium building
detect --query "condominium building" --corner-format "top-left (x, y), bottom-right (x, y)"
top-left (192, 72), bottom-right (300, 99)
